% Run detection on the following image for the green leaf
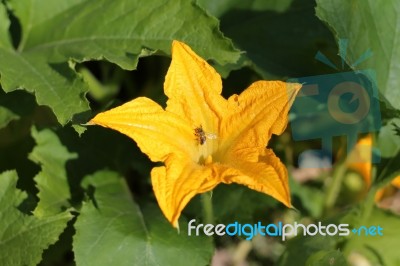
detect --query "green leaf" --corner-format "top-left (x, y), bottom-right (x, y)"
top-left (74, 170), bottom-right (213, 266)
top-left (212, 184), bottom-right (278, 224)
top-left (380, 98), bottom-right (400, 124)
top-left (197, 0), bottom-right (293, 18)
top-left (184, 184), bottom-right (278, 225)
top-left (0, 42), bottom-right (90, 126)
top-left (378, 118), bottom-right (400, 158)
top-left (210, 0), bottom-right (338, 79)
top-left (278, 235), bottom-right (340, 266)
top-left (0, 103), bottom-right (18, 129)
top-left (10, 0), bottom-right (240, 67)
top-left (29, 126), bottom-right (77, 216)
top-left (344, 207), bottom-right (400, 266)
top-left (316, 0), bottom-right (400, 112)
top-left (1, 0), bottom-right (240, 125)
top-left (305, 250), bottom-right (347, 266)
top-left (0, 2), bottom-right (11, 48)
top-left (290, 178), bottom-right (324, 219)
top-left (374, 152), bottom-right (400, 188)
top-left (0, 170), bottom-right (72, 266)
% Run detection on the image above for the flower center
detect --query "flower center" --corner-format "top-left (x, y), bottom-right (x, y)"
top-left (194, 126), bottom-right (218, 164)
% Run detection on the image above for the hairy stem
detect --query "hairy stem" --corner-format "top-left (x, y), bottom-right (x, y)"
top-left (201, 191), bottom-right (214, 225)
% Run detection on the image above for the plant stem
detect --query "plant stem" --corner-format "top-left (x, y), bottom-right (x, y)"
top-left (343, 164), bottom-right (378, 255)
top-left (343, 182), bottom-right (378, 255)
top-left (201, 192), bottom-right (214, 224)
top-left (324, 161), bottom-right (347, 212)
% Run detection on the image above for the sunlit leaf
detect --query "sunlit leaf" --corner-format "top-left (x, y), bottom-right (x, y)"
top-left (0, 170), bottom-right (72, 266)
top-left (0, 0), bottom-right (240, 124)
top-left (29, 127), bottom-right (77, 216)
top-left (73, 170), bottom-right (213, 266)
top-left (316, 0), bottom-right (400, 113)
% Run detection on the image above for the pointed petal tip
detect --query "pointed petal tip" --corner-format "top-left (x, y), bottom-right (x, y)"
top-left (285, 82), bottom-right (302, 105)
top-left (80, 120), bottom-right (95, 126)
top-left (170, 211), bottom-right (181, 229)
top-left (287, 82), bottom-right (303, 92)
top-left (165, 212), bottom-right (180, 229)
top-left (172, 39), bottom-right (182, 46)
top-left (171, 40), bottom-right (186, 51)
top-left (289, 205), bottom-right (299, 213)
top-left (86, 116), bottom-right (102, 126)
top-left (276, 192), bottom-right (292, 209)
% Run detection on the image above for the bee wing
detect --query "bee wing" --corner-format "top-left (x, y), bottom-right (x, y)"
top-left (205, 132), bottom-right (218, 139)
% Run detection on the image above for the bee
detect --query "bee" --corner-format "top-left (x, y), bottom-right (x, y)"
top-left (194, 125), bottom-right (217, 145)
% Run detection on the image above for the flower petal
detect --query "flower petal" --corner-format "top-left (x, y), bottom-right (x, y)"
top-left (151, 155), bottom-right (219, 227)
top-left (346, 134), bottom-right (372, 187)
top-left (391, 176), bottom-right (400, 188)
top-left (164, 41), bottom-right (226, 131)
top-left (221, 148), bottom-right (291, 207)
top-left (218, 81), bottom-right (301, 157)
top-left (89, 97), bottom-right (196, 162)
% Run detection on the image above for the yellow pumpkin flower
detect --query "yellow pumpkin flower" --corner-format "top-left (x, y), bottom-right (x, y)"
top-left (347, 134), bottom-right (400, 201)
top-left (346, 135), bottom-right (374, 188)
top-left (89, 40), bottom-right (301, 227)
